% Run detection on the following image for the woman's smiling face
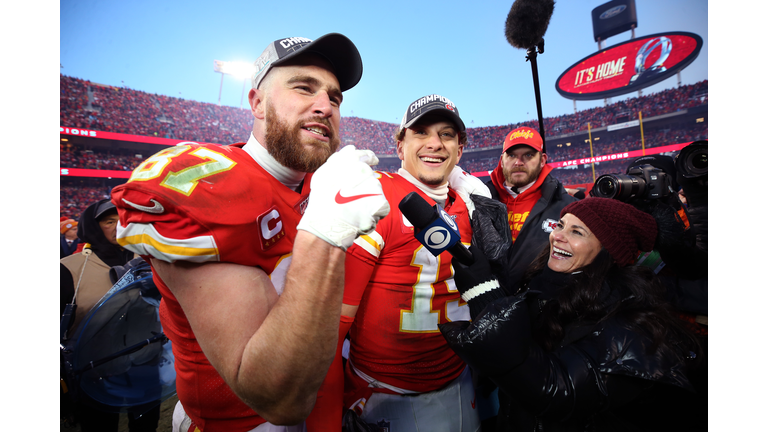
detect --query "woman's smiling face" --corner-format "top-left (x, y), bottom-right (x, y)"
top-left (547, 213), bottom-right (603, 273)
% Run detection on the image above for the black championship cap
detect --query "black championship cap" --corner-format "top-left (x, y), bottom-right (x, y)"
top-left (399, 94), bottom-right (465, 132)
top-left (251, 33), bottom-right (363, 92)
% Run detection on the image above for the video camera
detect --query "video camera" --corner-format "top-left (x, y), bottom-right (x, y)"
top-left (590, 164), bottom-right (674, 202)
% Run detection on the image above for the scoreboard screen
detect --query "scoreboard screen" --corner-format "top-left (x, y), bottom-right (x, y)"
top-left (555, 32), bottom-right (703, 101)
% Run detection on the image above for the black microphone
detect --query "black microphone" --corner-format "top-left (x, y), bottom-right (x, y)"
top-left (504, 0), bottom-right (556, 154)
top-left (504, 0), bottom-right (556, 50)
top-left (398, 192), bottom-right (474, 266)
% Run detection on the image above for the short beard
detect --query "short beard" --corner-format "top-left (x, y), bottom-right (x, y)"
top-left (503, 160), bottom-right (543, 188)
top-left (264, 102), bottom-right (339, 173)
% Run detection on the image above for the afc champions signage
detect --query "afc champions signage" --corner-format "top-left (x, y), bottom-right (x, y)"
top-left (556, 32), bottom-right (702, 100)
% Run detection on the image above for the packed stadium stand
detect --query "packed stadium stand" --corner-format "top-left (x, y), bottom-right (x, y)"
top-left (60, 74), bottom-right (707, 218)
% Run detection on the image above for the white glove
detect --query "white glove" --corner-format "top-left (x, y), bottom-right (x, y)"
top-left (448, 165), bottom-right (491, 217)
top-left (297, 145), bottom-right (390, 250)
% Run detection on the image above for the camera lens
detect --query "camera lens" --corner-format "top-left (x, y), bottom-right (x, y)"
top-left (597, 177), bottom-right (617, 197)
top-left (675, 141), bottom-right (708, 179)
top-left (692, 152), bottom-right (707, 170)
top-left (592, 173), bottom-right (645, 201)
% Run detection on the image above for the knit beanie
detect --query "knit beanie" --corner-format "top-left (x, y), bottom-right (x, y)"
top-left (60, 219), bottom-right (78, 234)
top-left (560, 197), bottom-right (657, 267)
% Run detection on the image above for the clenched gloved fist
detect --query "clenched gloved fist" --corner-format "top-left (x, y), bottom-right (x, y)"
top-left (297, 145), bottom-right (390, 250)
top-left (452, 244), bottom-right (506, 320)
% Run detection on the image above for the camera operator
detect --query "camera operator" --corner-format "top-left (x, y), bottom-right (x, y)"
top-left (590, 146), bottom-right (707, 282)
top-left (590, 142), bottom-right (708, 422)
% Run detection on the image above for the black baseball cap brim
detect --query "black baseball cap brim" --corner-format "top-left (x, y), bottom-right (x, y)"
top-left (94, 200), bottom-right (117, 220)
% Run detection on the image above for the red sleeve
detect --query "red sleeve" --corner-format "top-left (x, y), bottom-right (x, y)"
top-left (342, 251), bottom-right (376, 306)
top-left (305, 314), bottom-right (355, 431)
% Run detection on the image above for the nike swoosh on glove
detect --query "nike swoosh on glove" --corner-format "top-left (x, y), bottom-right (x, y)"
top-left (439, 293), bottom-right (531, 377)
top-left (297, 145), bottom-right (390, 250)
top-left (447, 165), bottom-right (491, 218)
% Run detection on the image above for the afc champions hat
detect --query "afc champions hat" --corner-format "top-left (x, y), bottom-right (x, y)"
top-left (503, 126), bottom-right (544, 153)
top-left (251, 33), bottom-right (363, 92)
top-left (399, 94), bottom-right (465, 132)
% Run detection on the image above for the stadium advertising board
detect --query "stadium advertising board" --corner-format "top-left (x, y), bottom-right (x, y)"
top-left (60, 126), bottom-right (215, 147)
top-left (555, 32), bottom-right (702, 101)
top-left (470, 142), bottom-right (690, 179)
top-left (546, 142), bottom-right (689, 168)
top-left (60, 168), bottom-right (132, 178)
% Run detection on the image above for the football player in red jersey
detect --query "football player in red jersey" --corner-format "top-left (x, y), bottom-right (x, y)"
top-left (111, 33), bottom-right (390, 432)
top-left (333, 95), bottom-right (491, 431)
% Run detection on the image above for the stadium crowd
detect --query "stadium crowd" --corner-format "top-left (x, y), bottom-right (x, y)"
top-left (60, 74), bottom-right (707, 217)
top-left (546, 122), bottom-right (708, 163)
top-left (61, 75), bottom-right (253, 143)
top-left (60, 182), bottom-right (112, 221)
top-left (60, 143), bottom-right (145, 171)
top-left (61, 74), bottom-right (706, 149)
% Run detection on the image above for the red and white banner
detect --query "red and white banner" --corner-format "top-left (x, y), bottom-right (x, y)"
top-left (470, 142), bottom-right (691, 178)
top-left (60, 168), bottom-right (132, 178)
top-left (60, 126), bottom-right (216, 147)
top-left (547, 142), bottom-right (689, 168)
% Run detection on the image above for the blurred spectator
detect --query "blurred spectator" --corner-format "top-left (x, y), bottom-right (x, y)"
top-left (60, 219), bottom-right (80, 258)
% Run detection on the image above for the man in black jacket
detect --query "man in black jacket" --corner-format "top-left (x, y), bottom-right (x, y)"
top-left (60, 198), bottom-right (159, 432)
top-left (485, 127), bottom-right (576, 291)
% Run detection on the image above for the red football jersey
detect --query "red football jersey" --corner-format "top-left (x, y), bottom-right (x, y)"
top-left (112, 143), bottom-right (311, 432)
top-left (344, 172), bottom-right (471, 394)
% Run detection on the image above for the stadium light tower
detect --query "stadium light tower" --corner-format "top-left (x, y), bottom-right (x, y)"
top-left (214, 60), bottom-right (255, 109)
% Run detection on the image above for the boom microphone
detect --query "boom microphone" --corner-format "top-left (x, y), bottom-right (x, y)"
top-left (504, 0), bottom-right (556, 50)
top-left (503, 0), bottom-right (556, 154)
top-left (398, 192), bottom-right (474, 267)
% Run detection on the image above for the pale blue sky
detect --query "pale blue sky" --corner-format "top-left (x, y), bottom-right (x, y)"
top-left (59, 0), bottom-right (708, 128)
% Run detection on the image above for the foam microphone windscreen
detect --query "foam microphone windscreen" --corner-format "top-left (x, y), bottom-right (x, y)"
top-left (504, 0), bottom-right (556, 49)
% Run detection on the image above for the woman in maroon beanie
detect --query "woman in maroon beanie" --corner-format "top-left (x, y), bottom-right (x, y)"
top-left (440, 197), bottom-right (702, 432)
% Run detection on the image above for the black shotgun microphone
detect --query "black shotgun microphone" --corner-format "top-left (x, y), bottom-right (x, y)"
top-left (504, 0), bottom-right (555, 50)
top-left (398, 192), bottom-right (474, 266)
top-left (504, 0), bottom-right (556, 155)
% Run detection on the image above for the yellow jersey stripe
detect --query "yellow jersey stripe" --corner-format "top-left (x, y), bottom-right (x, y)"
top-left (117, 222), bottom-right (219, 263)
top-left (353, 230), bottom-right (384, 258)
